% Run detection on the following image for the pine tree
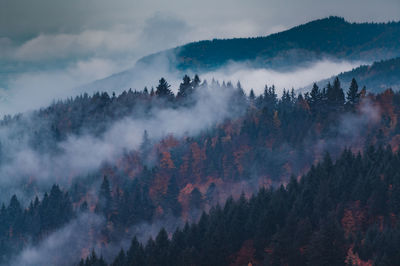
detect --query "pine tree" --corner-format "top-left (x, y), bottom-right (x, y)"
top-left (177, 75), bottom-right (192, 98)
top-left (192, 75), bottom-right (201, 88)
top-left (346, 78), bottom-right (360, 105)
top-left (307, 215), bottom-right (346, 266)
top-left (140, 130), bottom-right (152, 160)
top-left (309, 83), bottom-right (322, 112)
top-left (156, 78), bottom-right (174, 99)
top-left (96, 176), bottom-right (112, 217)
top-left (249, 89), bottom-right (256, 102)
top-left (327, 77), bottom-right (345, 108)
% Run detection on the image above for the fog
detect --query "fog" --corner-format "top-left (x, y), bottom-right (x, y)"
top-left (5, 95), bottom-right (383, 266)
top-left (0, 82), bottom-right (243, 201)
top-left (0, 57), bottom-right (364, 115)
top-left (0, 0), bottom-right (398, 264)
top-left (201, 59), bottom-right (363, 95)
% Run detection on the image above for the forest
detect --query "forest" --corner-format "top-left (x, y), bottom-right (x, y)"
top-left (0, 73), bottom-right (400, 265)
top-left (82, 145), bottom-right (400, 266)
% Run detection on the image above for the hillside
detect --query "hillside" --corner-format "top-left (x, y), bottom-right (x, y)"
top-left (301, 57), bottom-right (400, 93)
top-left (84, 146), bottom-right (400, 266)
top-left (86, 17), bottom-right (400, 93)
top-left (3, 75), bottom-right (400, 265)
top-left (138, 16), bottom-right (400, 72)
top-left (337, 57), bottom-right (400, 92)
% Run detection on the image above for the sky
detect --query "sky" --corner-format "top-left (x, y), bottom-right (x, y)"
top-left (0, 0), bottom-right (399, 114)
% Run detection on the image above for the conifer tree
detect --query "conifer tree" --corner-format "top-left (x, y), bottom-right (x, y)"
top-left (347, 78), bottom-right (360, 105)
top-left (156, 78), bottom-right (173, 99)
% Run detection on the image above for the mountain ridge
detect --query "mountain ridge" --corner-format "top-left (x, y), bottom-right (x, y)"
top-left (85, 16), bottom-right (400, 92)
top-left (301, 56), bottom-right (400, 93)
top-left (138, 16), bottom-right (400, 71)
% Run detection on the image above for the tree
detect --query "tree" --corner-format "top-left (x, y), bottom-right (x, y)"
top-left (165, 174), bottom-right (182, 216)
top-left (111, 249), bottom-right (126, 266)
top-left (263, 85), bottom-right (278, 108)
top-left (327, 77), bottom-right (345, 108)
top-left (177, 75), bottom-right (192, 98)
top-left (126, 236), bottom-right (145, 265)
top-left (249, 89), bottom-right (256, 102)
top-left (192, 74), bottom-right (201, 88)
top-left (189, 188), bottom-right (203, 209)
top-left (140, 130), bottom-right (152, 160)
top-left (346, 78), bottom-right (360, 106)
top-left (155, 78), bottom-right (173, 99)
top-left (307, 215), bottom-right (346, 266)
top-left (309, 83), bottom-right (322, 112)
top-left (154, 228), bottom-right (170, 265)
top-left (96, 176), bottom-right (112, 217)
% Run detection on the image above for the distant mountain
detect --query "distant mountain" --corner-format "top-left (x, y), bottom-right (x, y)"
top-left (303, 57), bottom-right (400, 93)
top-left (337, 57), bottom-right (400, 92)
top-left (139, 16), bottom-right (400, 71)
top-left (86, 17), bottom-right (400, 92)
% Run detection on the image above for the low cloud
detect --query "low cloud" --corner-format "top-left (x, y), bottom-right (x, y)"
top-left (202, 59), bottom-right (363, 95)
top-left (0, 58), bottom-right (131, 115)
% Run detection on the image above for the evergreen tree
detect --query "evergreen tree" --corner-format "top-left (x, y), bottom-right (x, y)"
top-left (249, 89), bottom-right (256, 102)
top-left (347, 78), bottom-right (360, 105)
top-left (327, 77), bottom-right (345, 108)
top-left (96, 176), bottom-right (112, 217)
top-left (177, 75), bottom-right (192, 98)
top-left (192, 74), bottom-right (201, 88)
top-left (155, 78), bottom-right (173, 99)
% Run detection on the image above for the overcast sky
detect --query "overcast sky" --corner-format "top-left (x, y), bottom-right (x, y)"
top-left (0, 0), bottom-right (399, 114)
top-left (1, 0), bottom-right (399, 60)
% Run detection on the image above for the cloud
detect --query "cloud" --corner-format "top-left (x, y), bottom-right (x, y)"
top-left (140, 12), bottom-right (192, 53)
top-left (11, 28), bottom-right (140, 61)
top-left (0, 58), bottom-right (131, 115)
top-left (201, 59), bottom-right (364, 95)
top-left (5, 13), bottom-right (191, 62)
top-left (0, 13), bottom-right (194, 114)
top-left (1, 0), bottom-right (399, 40)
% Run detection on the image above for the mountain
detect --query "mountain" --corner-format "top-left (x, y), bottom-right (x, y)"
top-left (3, 74), bottom-right (400, 265)
top-left (86, 16), bottom-right (400, 92)
top-left (301, 56), bottom-right (400, 93)
top-left (337, 56), bottom-right (400, 92)
top-left (139, 16), bottom-right (400, 71)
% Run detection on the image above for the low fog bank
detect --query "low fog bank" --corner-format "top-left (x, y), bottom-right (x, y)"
top-left (202, 59), bottom-right (364, 96)
top-left (0, 56), bottom-right (364, 116)
top-left (0, 83), bottom-right (243, 202)
top-left (0, 57), bottom-right (367, 201)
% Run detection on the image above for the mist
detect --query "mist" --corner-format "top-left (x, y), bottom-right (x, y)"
top-left (0, 56), bottom-right (364, 116)
top-left (201, 59), bottom-right (363, 95)
top-left (0, 72), bottom-right (385, 266)
top-left (0, 82), bottom-right (244, 201)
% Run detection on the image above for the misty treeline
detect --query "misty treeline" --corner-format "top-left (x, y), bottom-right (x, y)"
top-left (83, 146), bottom-right (400, 266)
top-left (336, 56), bottom-right (400, 93)
top-left (1, 73), bottom-right (400, 264)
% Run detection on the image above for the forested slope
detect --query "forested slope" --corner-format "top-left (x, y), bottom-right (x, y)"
top-left (2, 74), bottom-right (400, 265)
